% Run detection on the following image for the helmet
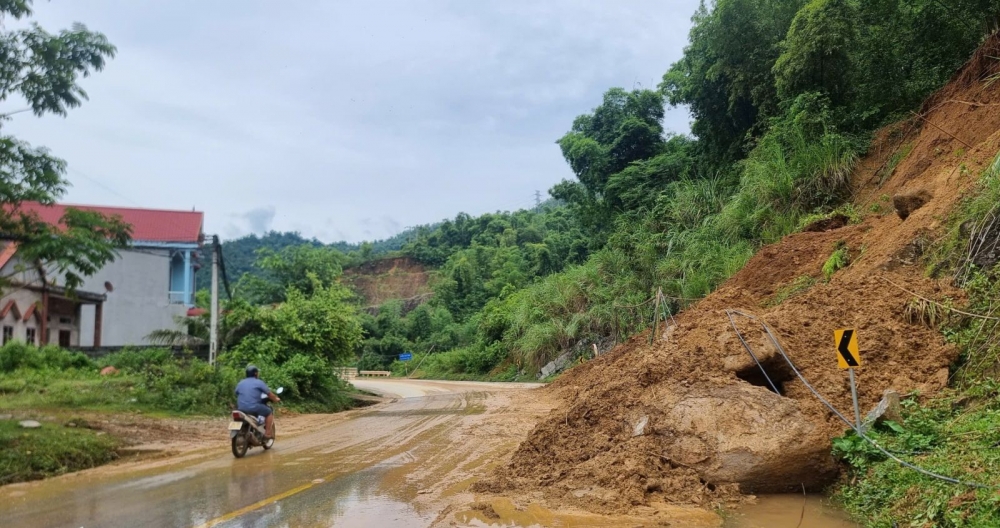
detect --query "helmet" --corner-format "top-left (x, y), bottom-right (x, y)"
top-left (245, 365), bottom-right (260, 378)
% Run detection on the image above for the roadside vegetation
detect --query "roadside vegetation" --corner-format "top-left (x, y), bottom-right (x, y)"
top-left (0, 419), bottom-right (118, 486)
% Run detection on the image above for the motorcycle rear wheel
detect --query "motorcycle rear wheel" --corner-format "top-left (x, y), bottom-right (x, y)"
top-left (232, 432), bottom-right (249, 458)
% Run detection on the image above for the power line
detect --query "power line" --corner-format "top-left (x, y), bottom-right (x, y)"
top-left (66, 167), bottom-right (140, 206)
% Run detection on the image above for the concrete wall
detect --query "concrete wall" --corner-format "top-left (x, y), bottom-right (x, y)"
top-left (78, 249), bottom-right (189, 347)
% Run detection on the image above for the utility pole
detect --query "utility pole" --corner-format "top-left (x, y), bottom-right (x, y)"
top-left (209, 235), bottom-right (219, 366)
top-left (534, 190), bottom-right (541, 207)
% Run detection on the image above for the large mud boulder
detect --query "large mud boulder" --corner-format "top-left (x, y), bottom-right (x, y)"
top-left (654, 384), bottom-right (837, 492)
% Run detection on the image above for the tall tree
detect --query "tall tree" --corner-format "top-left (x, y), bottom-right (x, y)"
top-left (551, 87), bottom-right (666, 237)
top-left (0, 2), bottom-right (130, 292)
top-left (773, 0), bottom-right (856, 105)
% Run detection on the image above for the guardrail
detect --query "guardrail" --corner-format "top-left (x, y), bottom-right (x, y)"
top-left (333, 367), bottom-right (358, 379)
top-left (357, 370), bottom-right (391, 377)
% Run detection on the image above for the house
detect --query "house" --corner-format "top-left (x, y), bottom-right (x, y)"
top-left (0, 202), bottom-right (204, 347)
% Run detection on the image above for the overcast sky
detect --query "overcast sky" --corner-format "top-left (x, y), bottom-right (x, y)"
top-left (5, 1), bottom-right (700, 243)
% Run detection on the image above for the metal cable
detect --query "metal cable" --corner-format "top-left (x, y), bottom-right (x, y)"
top-left (725, 310), bottom-right (781, 394)
top-left (726, 309), bottom-right (997, 489)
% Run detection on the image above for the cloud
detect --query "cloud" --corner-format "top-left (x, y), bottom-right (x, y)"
top-left (242, 207), bottom-right (276, 234)
top-left (4, 1), bottom-right (702, 244)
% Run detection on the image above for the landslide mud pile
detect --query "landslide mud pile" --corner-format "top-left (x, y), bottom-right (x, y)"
top-left (477, 36), bottom-right (1000, 513)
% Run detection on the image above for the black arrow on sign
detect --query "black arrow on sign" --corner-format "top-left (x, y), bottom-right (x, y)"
top-left (838, 329), bottom-right (860, 367)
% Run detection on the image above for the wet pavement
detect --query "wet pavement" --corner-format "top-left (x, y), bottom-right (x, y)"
top-left (0, 380), bottom-right (529, 528)
top-left (0, 379), bottom-right (856, 528)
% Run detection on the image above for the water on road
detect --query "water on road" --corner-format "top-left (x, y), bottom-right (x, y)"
top-left (0, 379), bottom-right (855, 527)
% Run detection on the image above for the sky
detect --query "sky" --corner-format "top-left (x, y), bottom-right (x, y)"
top-left (5, 1), bottom-right (700, 243)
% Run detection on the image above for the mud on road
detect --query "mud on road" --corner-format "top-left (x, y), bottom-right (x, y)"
top-left (0, 379), bottom-right (857, 527)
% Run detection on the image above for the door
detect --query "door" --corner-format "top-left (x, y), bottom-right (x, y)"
top-left (58, 330), bottom-right (71, 347)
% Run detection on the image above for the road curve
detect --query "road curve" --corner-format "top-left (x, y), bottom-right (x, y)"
top-left (0, 379), bottom-right (542, 528)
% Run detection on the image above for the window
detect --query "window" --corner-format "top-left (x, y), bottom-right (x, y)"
top-left (26, 328), bottom-right (36, 345)
top-left (58, 330), bottom-right (71, 347)
top-left (2, 326), bottom-right (12, 344)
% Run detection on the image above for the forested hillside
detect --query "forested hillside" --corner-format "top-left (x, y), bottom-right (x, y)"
top-left (198, 226), bottom-right (426, 291)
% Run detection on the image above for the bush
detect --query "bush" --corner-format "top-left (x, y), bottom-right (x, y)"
top-left (98, 348), bottom-right (174, 373)
top-left (0, 342), bottom-right (94, 373)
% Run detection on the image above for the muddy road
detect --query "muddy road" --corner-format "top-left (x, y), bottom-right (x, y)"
top-left (0, 380), bottom-right (854, 527)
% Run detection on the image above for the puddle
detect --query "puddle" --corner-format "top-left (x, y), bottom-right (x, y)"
top-left (211, 454), bottom-right (435, 528)
top-left (726, 495), bottom-right (858, 528)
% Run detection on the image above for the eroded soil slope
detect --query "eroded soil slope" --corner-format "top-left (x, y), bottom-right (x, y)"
top-left (342, 256), bottom-right (433, 309)
top-left (477, 34), bottom-right (1000, 515)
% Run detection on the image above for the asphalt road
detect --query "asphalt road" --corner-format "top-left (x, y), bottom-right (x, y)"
top-left (0, 379), bottom-right (541, 528)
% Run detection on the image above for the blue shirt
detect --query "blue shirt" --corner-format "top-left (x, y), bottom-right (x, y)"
top-left (235, 377), bottom-right (271, 410)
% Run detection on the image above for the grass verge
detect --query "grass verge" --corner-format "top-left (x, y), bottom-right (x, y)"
top-left (833, 383), bottom-right (1000, 527)
top-left (0, 420), bottom-right (118, 485)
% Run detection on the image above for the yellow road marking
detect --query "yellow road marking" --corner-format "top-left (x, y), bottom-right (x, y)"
top-left (191, 482), bottom-right (314, 528)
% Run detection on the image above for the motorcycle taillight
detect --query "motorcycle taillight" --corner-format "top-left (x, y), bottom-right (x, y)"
top-left (232, 411), bottom-right (242, 421)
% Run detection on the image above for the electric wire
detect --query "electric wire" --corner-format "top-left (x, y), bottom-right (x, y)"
top-left (726, 309), bottom-right (998, 489)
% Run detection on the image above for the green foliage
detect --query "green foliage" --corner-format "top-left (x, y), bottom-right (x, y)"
top-left (765, 275), bottom-right (817, 306)
top-left (552, 87), bottom-right (669, 237)
top-left (227, 281), bottom-right (361, 366)
top-left (822, 242), bottom-right (850, 280)
top-left (661, 0), bottom-right (807, 162)
top-left (0, 2), bottom-right (131, 293)
top-left (199, 227), bottom-right (430, 291)
top-left (835, 388), bottom-right (1000, 527)
top-left (886, 142), bottom-right (914, 179)
top-left (0, 420), bottom-right (118, 485)
top-left (237, 245), bottom-right (349, 304)
top-left (0, 342), bottom-right (92, 372)
top-left (773, 0), bottom-right (855, 105)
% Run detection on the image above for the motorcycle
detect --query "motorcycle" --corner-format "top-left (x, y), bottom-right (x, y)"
top-left (228, 386), bottom-right (283, 458)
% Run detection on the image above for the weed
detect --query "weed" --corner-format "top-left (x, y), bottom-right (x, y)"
top-left (822, 242), bottom-right (850, 281)
top-left (764, 275), bottom-right (817, 307)
top-left (879, 142), bottom-right (914, 185)
top-left (835, 388), bottom-right (1000, 526)
top-left (903, 297), bottom-right (945, 328)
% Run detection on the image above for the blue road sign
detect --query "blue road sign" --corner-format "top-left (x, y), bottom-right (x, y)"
top-left (399, 353), bottom-right (413, 361)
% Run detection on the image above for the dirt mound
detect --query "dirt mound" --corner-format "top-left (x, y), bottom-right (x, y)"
top-left (478, 34), bottom-right (1000, 514)
top-left (342, 256), bottom-right (433, 308)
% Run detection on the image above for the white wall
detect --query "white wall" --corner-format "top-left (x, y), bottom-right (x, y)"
top-left (78, 249), bottom-right (189, 346)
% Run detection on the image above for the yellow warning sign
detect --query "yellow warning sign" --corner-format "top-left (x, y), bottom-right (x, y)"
top-left (834, 328), bottom-right (861, 369)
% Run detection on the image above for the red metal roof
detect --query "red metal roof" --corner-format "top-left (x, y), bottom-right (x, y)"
top-left (13, 202), bottom-right (203, 245)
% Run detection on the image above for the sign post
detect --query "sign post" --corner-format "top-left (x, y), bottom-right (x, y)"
top-left (834, 329), bottom-right (862, 430)
top-left (399, 352), bottom-right (413, 377)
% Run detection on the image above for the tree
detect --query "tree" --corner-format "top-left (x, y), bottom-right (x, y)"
top-left (552, 87), bottom-right (667, 237)
top-left (0, 2), bottom-right (131, 292)
top-left (773, 0), bottom-right (856, 105)
top-left (660, 0), bottom-right (807, 163)
top-left (238, 244), bottom-right (348, 304)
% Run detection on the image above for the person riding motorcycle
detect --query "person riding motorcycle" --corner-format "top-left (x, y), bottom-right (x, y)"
top-left (235, 365), bottom-right (280, 440)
